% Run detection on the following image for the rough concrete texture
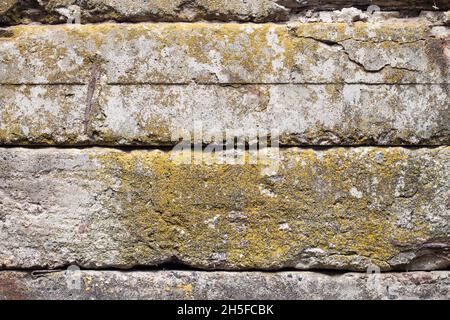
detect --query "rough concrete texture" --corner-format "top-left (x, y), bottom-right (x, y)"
top-left (0, 22), bottom-right (448, 85)
top-left (293, 9), bottom-right (450, 25)
top-left (0, 84), bottom-right (448, 146)
top-left (0, 0), bottom-right (449, 302)
top-left (0, 0), bottom-right (290, 25)
top-left (0, 271), bottom-right (449, 300)
top-left (0, 147), bottom-right (448, 271)
top-left (278, 0), bottom-right (450, 10)
top-left (1, 1), bottom-right (450, 26)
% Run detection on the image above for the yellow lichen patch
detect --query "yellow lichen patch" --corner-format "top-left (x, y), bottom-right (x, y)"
top-left (83, 276), bottom-right (93, 292)
top-left (0, 22), bottom-right (442, 85)
top-left (0, 85), bottom-right (87, 145)
top-left (91, 147), bottom-right (445, 270)
top-left (351, 22), bottom-right (430, 42)
top-left (291, 23), bottom-right (350, 42)
top-left (176, 283), bottom-right (193, 299)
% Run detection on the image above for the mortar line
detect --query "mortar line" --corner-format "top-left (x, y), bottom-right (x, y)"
top-left (1, 11), bottom-right (449, 28)
top-left (0, 82), bottom-right (447, 86)
top-left (1, 267), bottom-right (449, 275)
top-left (0, 144), bottom-right (447, 151)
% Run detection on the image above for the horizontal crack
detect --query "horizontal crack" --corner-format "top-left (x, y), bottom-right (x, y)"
top-left (296, 35), bottom-right (421, 73)
top-left (0, 144), bottom-right (447, 151)
top-left (0, 82), bottom-right (447, 86)
top-left (1, 266), bottom-right (448, 276)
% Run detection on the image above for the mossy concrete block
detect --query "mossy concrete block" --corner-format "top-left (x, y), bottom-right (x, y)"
top-left (0, 147), bottom-right (448, 271)
top-left (0, 0), bottom-right (290, 25)
top-left (1, 1), bottom-right (449, 26)
top-left (0, 22), bottom-right (447, 84)
top-left (0, 84), bottom-right (448, 146)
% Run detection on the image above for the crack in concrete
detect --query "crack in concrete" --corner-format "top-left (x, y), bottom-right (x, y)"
top-left (84, 61), bottom-right (101, 137)
top-left (297, 35), bottom-right (421, 73)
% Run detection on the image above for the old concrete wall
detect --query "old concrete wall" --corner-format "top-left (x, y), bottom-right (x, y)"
top-left (0, 1), bottom-right (449, 300)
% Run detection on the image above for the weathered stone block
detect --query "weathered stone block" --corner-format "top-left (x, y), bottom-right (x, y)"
top-left (0, 271), bottom-right (449, 300)
top-left (0, 84), bottom-right (448, 146)
top-left (1, 1), bottom-right (449, 26)
top-left (0, 0), bottom-right (291, 25)
top-left (278, 0), bottom-right (450, 10)
top-left (0, 147), bottom-right (448, 271)
top-left (0, 22), bottom-right (447, 84)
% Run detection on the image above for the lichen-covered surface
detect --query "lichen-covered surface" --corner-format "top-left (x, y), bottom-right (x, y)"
top-left (0, 1), bottom-right (449, 301)
top-left (0, 147), bottom-right (448, 271)
top-left (0, 84), bottom-right (448, 146)
top-left (0, 271), bottom-right (449, 300)
top-left (0, 0), bottom-right (290, 25)
top-left (0, 22), bottom-right (448, 85)
top-left (1, 1), bottom-right (449, 26)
